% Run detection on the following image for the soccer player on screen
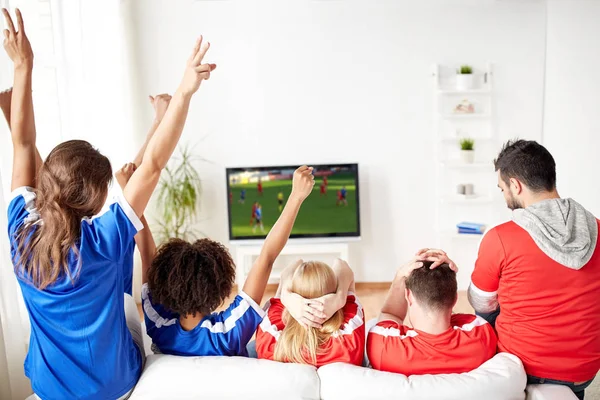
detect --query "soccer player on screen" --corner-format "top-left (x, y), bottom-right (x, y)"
top-left (239, 189), bottom-right (246, 204)
top-left (257, 179), bottom-right (263, 197)
top-left (252, 204), bottom-right (265, 233)
top-left (340, 186), bottom-right (348, 206)
top-left (320, 181), bottom-right (327, 197)
top-left (250, 201), bottom-right (258, 225)
top-left (323, 175), bottom-right (328, 187)
top-left (278, 191), bottom-right (285, 213)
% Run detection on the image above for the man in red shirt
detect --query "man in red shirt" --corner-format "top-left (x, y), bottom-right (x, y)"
top-left (368, 253), bottom-right (497, 376)
top-left (469, 140), bottom-right (599, 400)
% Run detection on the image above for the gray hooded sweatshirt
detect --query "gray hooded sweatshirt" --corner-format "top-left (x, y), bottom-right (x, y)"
top-left (513, 198), bottom-right (598, 270)
top-left (469, 198), bottom-right (598, 313)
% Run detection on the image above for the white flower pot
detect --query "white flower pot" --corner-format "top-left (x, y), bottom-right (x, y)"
top-left (456, 74), bottom-right (475, 91)
top-left (461, 150), bottom-right (475, 164)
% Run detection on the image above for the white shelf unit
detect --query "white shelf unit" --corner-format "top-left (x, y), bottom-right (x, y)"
top-left (233, 242), bottom-right (350, 288)
top-left (432, 63), bottom-right (498, 290)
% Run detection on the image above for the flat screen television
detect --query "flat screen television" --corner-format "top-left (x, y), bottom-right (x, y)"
top-left (226, 163), bottom-right (360, 241)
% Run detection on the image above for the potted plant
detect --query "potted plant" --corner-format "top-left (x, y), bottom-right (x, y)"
top-left (456, 65), bottom-right (474, 91)
top-left (459, 138), bottom-right (475, 164)
top-left (156, 144), bottom-right (202, 242)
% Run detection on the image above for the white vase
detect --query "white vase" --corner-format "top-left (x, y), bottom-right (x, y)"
top-left (456, 74), bottom-right (475, 91)
top-left (461, 150), bottom-right (475, 164)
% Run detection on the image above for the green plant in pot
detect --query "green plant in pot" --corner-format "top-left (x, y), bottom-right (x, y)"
top-left (456, 64), bottom-right (474, 91)
top-left (459, 138), bottom-right (475, 164)
top-left (155, 144), bottom-right (202, 242)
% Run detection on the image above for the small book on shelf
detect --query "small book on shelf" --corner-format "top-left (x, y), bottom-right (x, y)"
top-left (456, 222), bottom-right (486, 235)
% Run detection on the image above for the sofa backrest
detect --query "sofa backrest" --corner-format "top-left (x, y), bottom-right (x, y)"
top-left (129, 354), bottom-right (321, 400)
top-left (318, 353), bottom-right (527, 400)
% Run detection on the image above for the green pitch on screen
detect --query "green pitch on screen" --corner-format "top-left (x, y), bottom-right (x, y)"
top-left (230, 173), bottom-right (358, 237)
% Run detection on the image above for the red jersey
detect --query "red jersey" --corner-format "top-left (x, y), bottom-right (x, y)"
top-left (257, 182), bottom-right (263, 192)
top-left (323, 176), bottom-right (328, 186)
top-left (337, 191), bottom-right (343, 200)
top-left (471, 220), bottom-right (600, 382)
top-left (367, 314), bottom-right (497, 376)
top-left (320, 184), bottom-right (326, 194)
top-left (256, 295), bottom-right (365, 367)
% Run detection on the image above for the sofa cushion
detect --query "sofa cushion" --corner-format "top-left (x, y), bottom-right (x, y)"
top-left (318, 353), bottom-right (526, 400)
top-left (129, 354), bottom-right (320, 400)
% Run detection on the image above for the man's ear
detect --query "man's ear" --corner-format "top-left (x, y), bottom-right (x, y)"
top-left (452, 292), bottom-right (458, 309)
top-left (510, 177), bottom-right (523, 195)
top-left (405, 288), bottom-right (414, 307)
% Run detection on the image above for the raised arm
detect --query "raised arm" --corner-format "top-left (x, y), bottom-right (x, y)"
top-left (132, 94), bottom-right (172, 167)
top-left (116, 163), bottom-right (156, 284)
top-left (0, 88), bottom-right (42, 181)
top-left (123, 37), bottom-right (216, 217)
top-left (242, 166), bottom-right (315, 304)
top-left (116, 95), bottom-right (171, 284)
top-left (3, 9), bottom-right (39, 191)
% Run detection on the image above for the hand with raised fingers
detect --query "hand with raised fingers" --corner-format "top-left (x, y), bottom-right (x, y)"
top-left (290, 165), bottom-right (315, 202)
top-left (116, 163), bottom-right (136, 190)
top-left (149, 93), bottom-right (172, 122)
top-left (2, 8), bottom-right (33, 70)
top-left (415, 248), bottom-right (458, 272)
top-left (179, 36), bottom-right (217, 96)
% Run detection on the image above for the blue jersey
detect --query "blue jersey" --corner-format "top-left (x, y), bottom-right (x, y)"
top-left (255, 207), bottom-right (262, 219)
top-left (142, 284), bottom-right (265, 356)
top-left (240, 190), bottom-right (246, 199)
top-left (341, 188), bottom-right (347, 197)
top-left (8, 187), bottom-right (143, 400)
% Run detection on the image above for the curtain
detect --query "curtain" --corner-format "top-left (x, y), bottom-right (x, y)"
top-left (0, 1), bottom-right (140, 398)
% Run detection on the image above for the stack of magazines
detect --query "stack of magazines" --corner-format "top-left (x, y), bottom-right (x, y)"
top-left (456, 222), bottom-right (486, 235)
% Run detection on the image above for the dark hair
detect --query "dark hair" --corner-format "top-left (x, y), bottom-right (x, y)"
top-left (16, 140), bottom-right (112, 289)
top-left (405, 261), bottom-right (457, 311)
top-left (494, 139), bottom-right (556, 192)
top-left (147, 238), bottom-right (236, 316)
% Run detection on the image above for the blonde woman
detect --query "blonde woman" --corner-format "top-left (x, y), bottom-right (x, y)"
top-left (256, 259), bottom-right (365, 367)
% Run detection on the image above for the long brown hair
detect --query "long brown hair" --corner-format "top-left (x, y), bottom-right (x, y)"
top-left (274, 261), bottom-right (345, 365)
top-left (14, 140), bottom-right (112, 289)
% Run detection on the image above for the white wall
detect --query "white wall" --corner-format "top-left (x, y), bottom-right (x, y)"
top-left (544, 0), bottom-right (600, 217)
top-left (129, 0), bottom-right (546, 282)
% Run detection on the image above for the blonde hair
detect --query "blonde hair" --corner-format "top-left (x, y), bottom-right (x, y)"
top-left (274, 261), bottom-right (345, 365)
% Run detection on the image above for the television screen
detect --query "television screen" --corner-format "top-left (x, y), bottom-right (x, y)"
top-left (226, 163), bottom-right (360, 241)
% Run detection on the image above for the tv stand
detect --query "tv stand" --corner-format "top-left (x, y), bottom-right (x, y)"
top-left (232, 242), bottom-right (350, 288)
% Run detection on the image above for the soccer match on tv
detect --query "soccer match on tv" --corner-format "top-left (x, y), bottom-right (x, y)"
top-left (226, 164), bottom-right (360, 240)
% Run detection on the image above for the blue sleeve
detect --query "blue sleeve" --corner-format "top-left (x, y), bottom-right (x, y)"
top-left (211, 292), bottom-right (266, 356)
top-left (7, 187), bottom-right (39, 245)
top-left (80, 194), bottom-right (143, 263)
top-left (141, 283), bottom-right (178, 341)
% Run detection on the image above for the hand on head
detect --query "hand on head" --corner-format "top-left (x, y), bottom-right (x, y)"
top-left (291, 166), bottom-right (315, 201)
top-left (179, 36), bottom-right (217, 96)
top-left (2, 8), bottom-right (33, 69)
top-left (395, 249), bottom-right (458, 280)
top-left (415, 248), bottom-right (458, 272)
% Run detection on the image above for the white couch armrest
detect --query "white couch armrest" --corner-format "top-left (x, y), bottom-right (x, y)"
top-left (525, 384), bottom-right (578, 400)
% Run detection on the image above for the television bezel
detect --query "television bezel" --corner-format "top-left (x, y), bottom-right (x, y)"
top-left (226, 163), bottom-right (361, 242)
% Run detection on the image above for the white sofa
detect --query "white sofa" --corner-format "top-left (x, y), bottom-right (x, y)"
top-left (128, 352), bottom-right (577, 400)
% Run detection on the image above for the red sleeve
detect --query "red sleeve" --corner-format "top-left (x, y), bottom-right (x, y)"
top-left (255, 298), bottom-right (285, 360)
top-left (471, 228), bottom-right (505, 293)
top-left (367, 320), bottom-right (405, 371)
top-left (337, 295), bottom-right (366, 366)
